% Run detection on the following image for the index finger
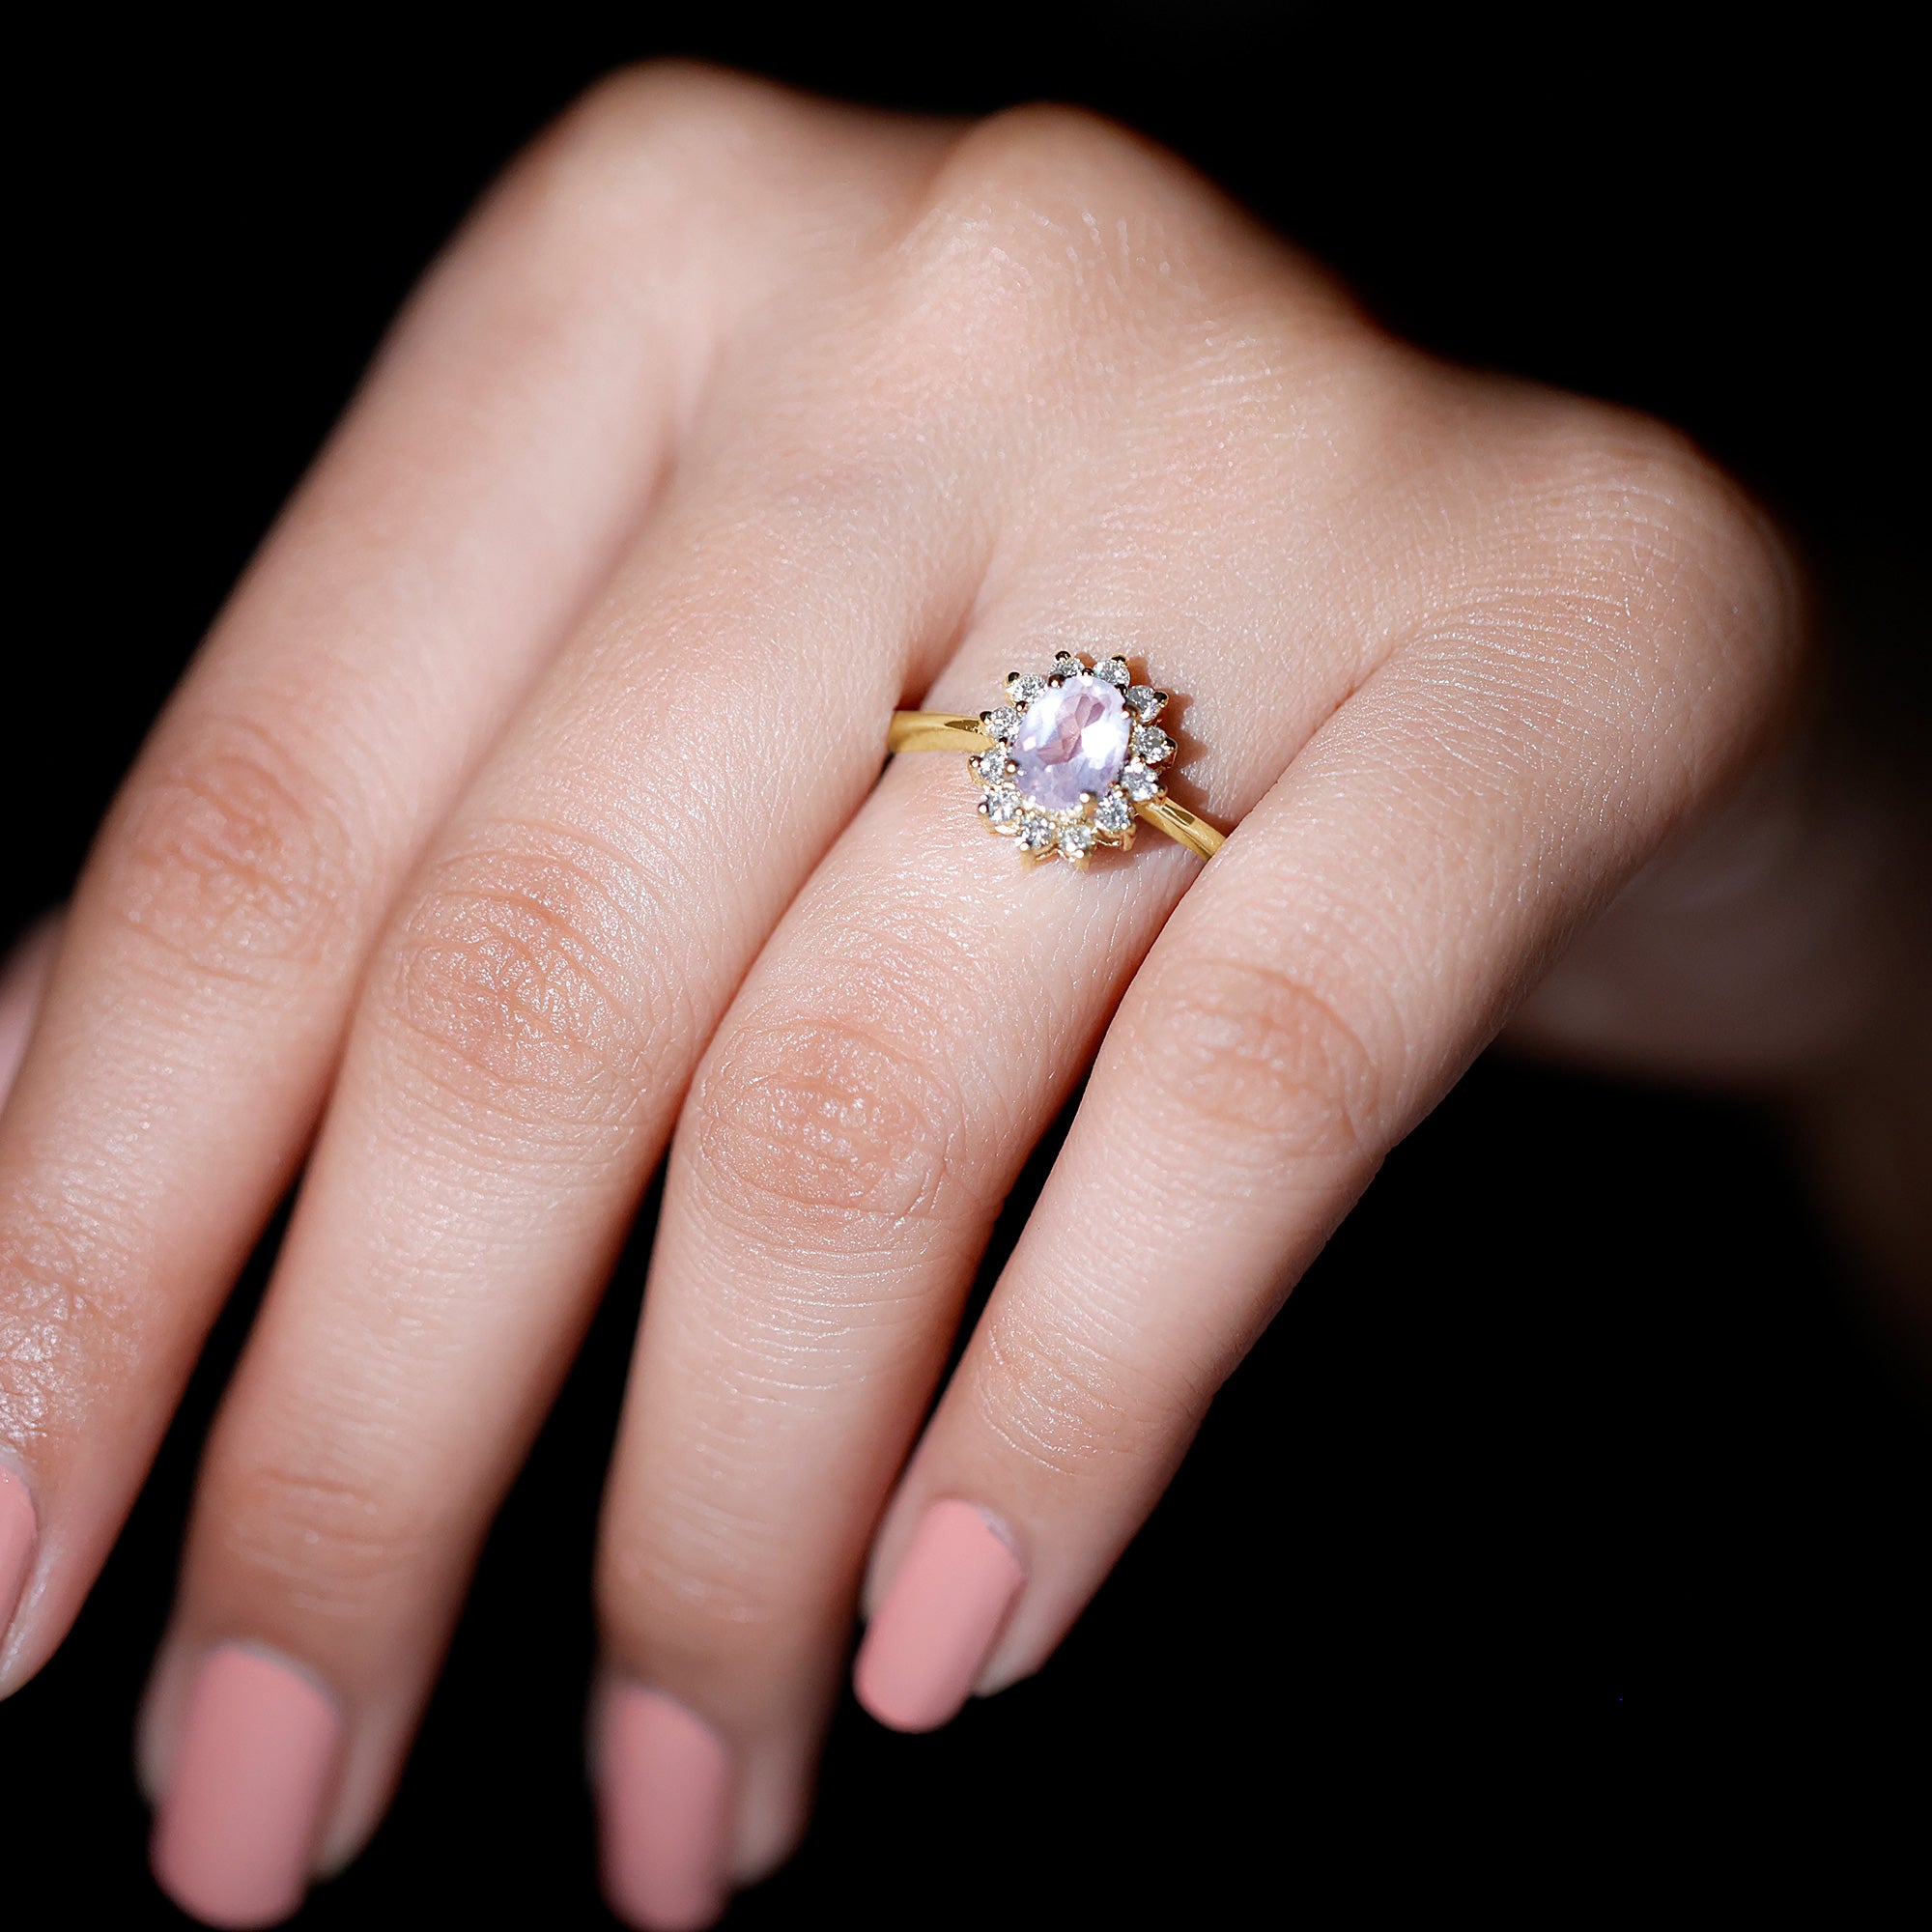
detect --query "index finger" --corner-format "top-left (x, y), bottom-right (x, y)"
top-left (0, 68), bottom-right (822, 1689)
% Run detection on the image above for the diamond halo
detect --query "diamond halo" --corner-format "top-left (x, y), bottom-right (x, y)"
top-left (971, 651), bottom-right (1179, 870)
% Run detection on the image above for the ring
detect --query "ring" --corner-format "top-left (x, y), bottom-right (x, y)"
top-left (888, 651), bottom-right (1227, 867)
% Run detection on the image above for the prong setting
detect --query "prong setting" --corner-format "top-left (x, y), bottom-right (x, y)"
top-left (970, 649), bottom-right (1182, 868)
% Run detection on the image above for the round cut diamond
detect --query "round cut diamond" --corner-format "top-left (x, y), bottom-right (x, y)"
top-left (984, 705), bottom-right (1020, 742)
top-left (1121, 762), bottom-right (1161, 803)
top-left (1009, 676), bottom-right (1131, 812)
top-left (1051, 652), bottom-right (1086, 679)
top-left (976, 747), bottom-right (1010, 782)
top-left (1094, 656), bottom-right (1130, 686)
top-left (1125, 685), bottom-right (1164, 720)
top-left (983, 785), bottom-right (1021, 827)
top-left (1094, 790), bottom-right (1133, 834)
top-left (1134, 724), bottom-right (1174, 765)
top-left (1009, 673), bottom-right (1047, 704)
top-left (1059, 822), bottom-right (1095, 859)
top-left (1017, 812), bottom-right (1057, 853)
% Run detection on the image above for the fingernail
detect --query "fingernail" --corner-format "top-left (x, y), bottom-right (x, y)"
top-left (598, 1685), bottom-right (733, 1932)
top-left (150, 1644), bottom-right (341, 1929)
top-left (0, 1463), bottom-right (36, 1640)
top-left (854, 1498), bottom-right (1025, 1733)
top-left (0, 917), bottom-right (59, 1109)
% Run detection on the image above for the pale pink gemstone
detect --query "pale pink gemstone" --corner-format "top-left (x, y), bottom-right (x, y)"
top-left (1009, 677), bottom-right (1130, 811)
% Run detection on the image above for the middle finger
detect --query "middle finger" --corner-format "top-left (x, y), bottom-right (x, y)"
top-left (592, 136), bottom-right (1454, 1917)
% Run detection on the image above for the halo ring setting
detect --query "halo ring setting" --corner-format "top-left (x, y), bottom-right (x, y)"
top-left (887, 651), bottom-right (1226, 867)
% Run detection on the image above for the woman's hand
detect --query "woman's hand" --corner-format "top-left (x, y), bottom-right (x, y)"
top-left (0, 68), bottom-right (1801, 1929)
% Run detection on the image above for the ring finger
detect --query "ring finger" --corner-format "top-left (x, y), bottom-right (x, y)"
top-left (587, 308), bottom-right (1441, 1921)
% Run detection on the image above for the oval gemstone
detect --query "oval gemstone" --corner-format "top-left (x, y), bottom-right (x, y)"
top-left (1009, 677), bottom-right (1130, 811)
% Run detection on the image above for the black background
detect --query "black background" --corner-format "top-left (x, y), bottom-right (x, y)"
top-left (7, 12), bottom-right (1926, 1925)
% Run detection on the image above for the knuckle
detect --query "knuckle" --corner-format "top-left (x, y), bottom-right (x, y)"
top-left (973, 1298), bottom-right (1205, 1482)
top-left (527, 61), bottom-right (812, 251)
top-left (552, 59), bottom-right (782, 166)
top-left (381, 820), bottom-right (674, 1126)
top-left (897, 104), bottom-right (1359, 434)
top-left (684, 1011), bottom-right (971, 1264)
top-left (502, 63), bottom-right (868, 426)
top-left (908, 107), bottom-right (1204, 341)
top-left (208, 1458), bottom-right (433, 1622)
top-left (1139, 955), bottom-right (1381, 1170)
top-left (105, 718), bottom-right (355, 985)
top-left (1511, 400), bottom-right (1802, 713)
top-left (939, 102), bottom-right (1171, 227)
top-left (598, 1514), bottom-right (789, 1667)
top-left (598, 1463), bottom-right (847, 1695)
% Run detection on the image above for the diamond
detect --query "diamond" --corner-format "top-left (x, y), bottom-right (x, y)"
top-left (983, 785), bottom-right (1021, 827)
top-left (1009, 676), bottom-right (1131, 811)
top-left (1051, 652), bottom-right (1087, 680)
top-left (1124, 685), bottom-right (1164, 720)
top-left (1009, 673), bottom-right (1047, 704)
top-left (1017, 812), bottom-right (1057, 853)
top-left (1133, 724), bottom-right (1174, 764)
top-left (1094, 656), bottom-right (1131, 686)
top-left (1121, 762), bottom-right (1162, 802)
top-left (1059, 822), bottom-right (1095, 860)
top-left (984, 705), bottom-right (1019, 741)
top-left (976, 747), bottom-right (1010, 782)
top-left (1094, 790), bottom-right (1133, 834)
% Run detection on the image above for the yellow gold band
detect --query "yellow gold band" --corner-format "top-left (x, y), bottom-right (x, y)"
top-left (887, 710), bottom-right (1227, 860)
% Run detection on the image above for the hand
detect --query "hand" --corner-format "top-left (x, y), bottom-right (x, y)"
top-left (0, 66), bottom-right (1801, 1929)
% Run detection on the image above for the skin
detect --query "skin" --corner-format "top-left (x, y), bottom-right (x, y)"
top-left (0, 62), bottom-right (1919, 1917)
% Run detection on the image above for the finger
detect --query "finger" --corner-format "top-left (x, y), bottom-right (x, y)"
top-left (856, 443), bottom-right (1795, 1727)
top-left (140, 102), bottom-right (968, 1925)
top-left (587, 106), bottom-right (1441, 1915)
top-left (0, 65), bottom-right (814, 1697)
top-left (0, 915), bottom-right (61, 1631)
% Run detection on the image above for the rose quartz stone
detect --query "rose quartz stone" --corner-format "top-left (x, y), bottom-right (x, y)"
top-left (1010, 677), bottom-right (1130, 810)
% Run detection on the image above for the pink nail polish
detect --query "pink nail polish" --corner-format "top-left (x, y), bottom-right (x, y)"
top-left (598, 1686), bottom-right (733, 1932)
top-left (0, 1463), bottom-right (36, 1638)
top-left (854, 1499), bottom-right (1025, 1733)
top-left (151, 1645), bottom-right (341, 1929)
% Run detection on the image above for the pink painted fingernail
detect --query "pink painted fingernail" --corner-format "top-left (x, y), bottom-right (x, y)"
top-left (151, 1645), bottom-right (341, 1928)
top-left (0, 918), bottom-right (59, 1110)
top-left (0, 1463), bottom-right (36, 1640)
top-left (854, 1499), bottom-right (1025, 1733)
top-left (598, 1685), bottom-right (733, 1932)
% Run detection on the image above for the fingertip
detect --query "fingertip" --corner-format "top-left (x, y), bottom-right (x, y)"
top-left (853, 1499), bottom-right (1024, 1734)
top-left (149, 1645), bottom-right (341, 1929)
top-left (597, 1683), bottom-right (734, 1932)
